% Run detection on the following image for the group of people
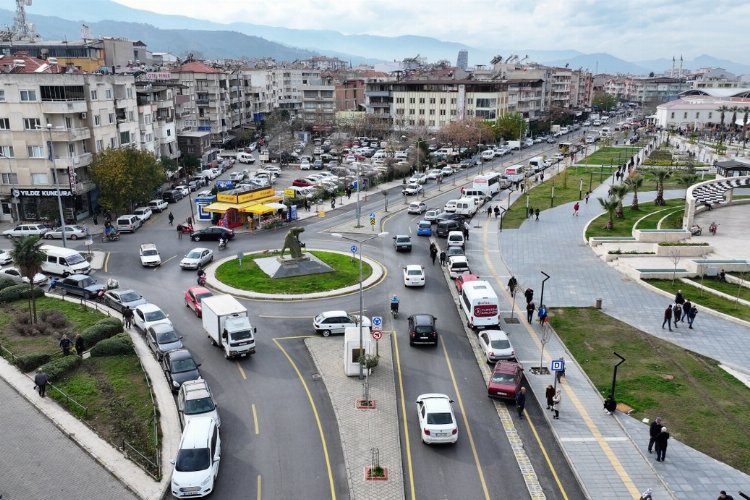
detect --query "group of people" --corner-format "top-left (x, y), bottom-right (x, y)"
top-left (661, 290), bottom-right (698, 331)
top-left (647, 416), bottom-right (671, 462)
top-left (544, 384), bottom-right (563, 419)
top-left (486, 205), bottom-right (502, 218)
top-left (58, 333), bottom-right (85, 357)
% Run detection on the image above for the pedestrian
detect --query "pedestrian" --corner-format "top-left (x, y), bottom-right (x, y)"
top-left (494, 206), bottom-right (500, 218)
top-left (439, 250), bottom-right (446, 266)
top-left (93, 212), bottom-right (98, 225)
top-left (674, 289), bottom-right (685, 305)
top-left (662, 304), bottom-right (673, 331)
top-left (526, 301), bottom-right (536, 323)
top-left (585, 192), bottom-right (590, 204)
top-left (430, 244), bottom-right (437, 265)
top-left (487, 205), bottom-right (493, 218)
top-left (555, 357), bottom-right (566, 382)
top-left (573, 202), bottom-right (580, 216)
top-left (331, 198), bottom-right (336, 209)
top-left (528, 207), bottom-right (534, 219)
top-left (682, 300), bottom-right (692, 323)
top-left (537, 304), bottom-right (548, 325)
top-left (535, 208), bottom-right (540, 221)
top-left (673, 303), bottom-right (682, 326)
top-left (34, 368), bottom-right (49, 397)
top-left (648, 417), bottom-right (662, 453)
top-left (524, 288), bottom-right (534, 304)
top-left (520, 183), bottom-right (525, 193)
top-left (718, 490), bottom-right (735, 500)
top-left (516, 387), bottom-right (527, 419)
top-left (59, 333), bottom-right (72, 356)
top-left (603, 394), bottom-right (617, 415)
top-left (463, 222), bottom-right (470, 241)
top-left (48, 277), bottom-right (59, 293)
top-left (74, 333), bottom-right (85, 357)
top-left (176, 224), bottom-right (183, 240)
top-left (545, 384), bottom-right (555, 409)
top-left (168, 211), bottom-right (174, 226)
top-left (507, 276), bottom-right (517, 297)
top-left (122, 306), bottom-right (134, 329)
top-left (719, 269), bottom-right (726, 282)
top-left (552, 389), bottom-right (561, 419)
top-left (687, 305), bottom-right (698, 329)
top-left (654, 426), bottom-right (670, 462)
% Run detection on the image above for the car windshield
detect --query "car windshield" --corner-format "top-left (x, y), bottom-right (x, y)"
top-left (171, 357), bottom-right (198, 373)
top-left (426, 412), bottom-right (453, 425)
top-left (186, 250), bottom-right (202, 259)
top-left (232, 329), bottom-right (254, 341)
top-left (143, 249), bottom-right (158, 256)
top-left (66, 253), bottom-right (85, 265)
top-left (490, 339), bottom-right (511, 349)
top-left (79, 277), bottom-right (96, 287)
top-left (397, 237), bottom-right (409, 243)
top-left (120, 291), bottom-right (141, 302)
top-left (407, 270), bottom-right (422, 276)
top-left (174, 448), bottom-right (210, 472)
top-left (158, 330), bottom-right (179, 344)
top-left (491, 373), bottom-right (515, 383)
top-left (144, 310), bottom-right (167, 322)
top-left (184, 396), bottom-right (216, 415)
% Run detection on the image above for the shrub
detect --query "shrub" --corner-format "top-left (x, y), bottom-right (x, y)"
top-left (0, 278), bottom-right (17, 291)
top-left (40, 355), bottom-right (81, 382)
top-left (80, 320), bottom-right (123, 347)
top-left (39, 310), bottom-right (71, 329)
top-left (0, 284), bottom-right (44, 303)
top-left (15, 353), bottom-right (51, 372)
top-left (90, 333), bottom-right (134, 357)
top-left (97, 317), bottom-right (124, 328)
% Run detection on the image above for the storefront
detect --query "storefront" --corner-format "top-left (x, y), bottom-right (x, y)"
top-left (204, 186), bottom-right (284, 229)
top-left (11, 187), bottom-right (87, 224)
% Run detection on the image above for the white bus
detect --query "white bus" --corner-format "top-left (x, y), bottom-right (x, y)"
top-left (504, 164), bottom-right (526, 183)
top-left (460, 280), bottom-right (500, 330)
top-left (472, 173), bottom-right (505, 197)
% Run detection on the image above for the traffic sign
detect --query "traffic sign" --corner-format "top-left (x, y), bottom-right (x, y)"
top-left (369, 212), bottom-right (376, 218)
top-left (370, 218), bottom-right (375, 226)
top-left (371, 330), bottom-right (383, 341)
top-left (550, 358), bottom-right (565, 372)
top-left (371, 316), bottom-right (383, 328)
top-left (350, 245), bottom-right (358, 254)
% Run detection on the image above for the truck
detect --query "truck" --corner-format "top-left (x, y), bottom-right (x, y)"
top-left (202, 294), bottom-right (256, 359)
top-left (507, 140), bottom-right (521, 151)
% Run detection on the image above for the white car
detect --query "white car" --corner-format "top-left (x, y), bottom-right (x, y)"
top-left (481, 149), bottom-right (495, 161)
top-left (139, 243), bottom-right (162, 267)
top-left (403, 265), bottom-right (426, 287)
top-left (409, 174), bottom-right (428, 185)
top-left (44, 225), bottom-right (88, 240)
top-left (424, 209), bottom-right (440, 222)
top-left (149, 199), bottom-right (169, 213)
top-left (3, 223), bottom-right (49, 239)
top-left (300, 160), bottom-right (311, 170)
top-left (175, 185), bottom-right (190, 196)
top-left (402, 183), bottom-right (423, 196)
top-left (313, 310), bottom-right (371, 337)
top-left (440, 166), bottom-right (454, 176)
top-left (426, 169), bottom-right (443, 180)
top-left (0, 249), bottom-right (12, 265)
top-left (133, 303), bottom-right (172, 332)
top-left (134, 207), bottom-right (153, 222)
top-left (0, 267), bottom-right (48, 286)
top-left (408, 202), bottom-right (427, 214)
top-left (180, 248), bottom-right (214, 270)
top-left (478, 330), bottom-right (516, 363)
top-left (416, 393), bottom-right (458, 444)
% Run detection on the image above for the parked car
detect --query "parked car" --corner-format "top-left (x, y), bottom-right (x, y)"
top-left (175, 185), bottom-right (190, 196)
top-left (300, 159), bottom-right (311, 170)
top-left (313, 310), bottom-right (371, 337)
top-left (3, 223), bottom-right (49, 239)
top-left (445, 245), bottom-right (465, 258)
top-left (478, 330), bottom-right (515, 363)
top-left (0, 249), bottom-right (12, 265)
top-left (177, 378), bottom-right (220, 429)
top-left (162, 348), bottom-right (202, 393)
top-left (292, 178), bottom-right (314, 187)
top-left (190, 227), bottom-right (234, 242)
top-left (134, 207), bottom-right (153, 222)
top-left (440, 166), bottom-right (454, 177)
top-left (403, 264), bottom-right (426, 287)
top-left (184, 287), bottom-right (213, 318)
top-left (180, 248), bottom-right (214, 270)
top-left (393, 234), bottom-right (412, 252)
top-left (56, 274), bottom-right (104, 298)
top-left (408, 314), bottom-right (438, 346)
top-left (139, 243), bottom-right (162, 267)
top-left (44, 225), bottom-right (87, 240)
top-left (103, 289), bottom-right (147, 313)
top-left (424, 209), bottom-right (440, 222)
top-left (149, 199), bottom-right (168, 212)
top-left (162, 190), bottom-right (184, 203)
top-left (0, 267), bottom-right (48, 286)
top-left (133, 303), bottom-right (172, 332)
top-left (487, 361), bottom-right (524, 400)
top-left (146, 323), bottom-right (184, 360)
top-left (426, 169), bottom-right (443, 180)
top-left (416, 393), bottom-right (458, 444)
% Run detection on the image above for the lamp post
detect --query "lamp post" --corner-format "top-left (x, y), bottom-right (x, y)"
top-left (331, 231), bottom-right (389, 379)
top-left (44, 124), bottom-right (68, 248)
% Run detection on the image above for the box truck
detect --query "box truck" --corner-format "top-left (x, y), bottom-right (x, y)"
top-left (202, 295), bottom-right (256, 359)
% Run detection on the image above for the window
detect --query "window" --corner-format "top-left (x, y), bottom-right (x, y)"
top-left (440, 109), bottom-right (446, 115)
top-left (40, 86), bottom-right (84, 101)
top-left (20, 90), bottom-right (37, 101)
top-left (167, 129), bottom-right (171, 137)
top-left (127, 87), bottom-right (133, 99)
top-left (24, 118), bottom-right (40, 130)
top-left (419, 98), bottom-right (425, 104)
top-left (696, 112), bottom-right (700, 119)
top-left (128, 111), bottom-right (134, 121)
top-left (90, 90), bottom-right (98, 100)
top-left (1, 172), bottom-right (18, 184)
top-left (109, 113), bottom-right (115, 124)
top-left (670, 112), bottom-right (675, 119)
top-left (27, 146), bottom-right (44, 158)
top-left (451, 98), bottom-right (456, 104)
top-left (440, 98), bottom-right (446, 104)
top-left (429, 109), bottom-right (435, 115)
top-left (0, 118), bottom-right (9, 130)
top-left (82, 141), bottom-right (89, 153)
top-left (429, 98), bottom-right (436, 104)
top-left (110, 137), bottom-right (117, 148)
top-left (120, 131), bottom-right (131, 145)
top-left (0, 90), bottom-right (5, 102)
top-left (0, 146), bottom-right (14, 158)
top-left (105, 89), bottom-right (112, 99)
top-left (409, 109), bottom-right (415, 115)
top-left (396, 97), bottom-right (404, 104)
top-left (395, 108), bottom-right (405, 115)
top-left (409, 97), bottom-right (415, 104)
top-left (96, 139), bottom-right (103, 152)
top-left (94, 115), bottom-right (101, 126)
top-left (683, 112), bottom-right (688, 119)
top-left (31, 173), bottom-right (49, 185)
top-left (708, 112), bottom-right (713, 119)
top-left (419, 109), bottom-right (425, 115)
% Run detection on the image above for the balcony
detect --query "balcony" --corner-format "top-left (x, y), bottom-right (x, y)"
top-left (49, 127), bottom-right (91, 142)
top-left (52, 153), bottom-right (92, 169)
top-left (41, 101), bottom-right (88, 114)
top-left (196, 98), bottom-right (210, 106)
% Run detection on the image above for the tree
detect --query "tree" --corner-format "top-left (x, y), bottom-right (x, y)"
top-left (592, 92), bottom-right (617, 112)
top-left (10, 236), bottom-right (45, 323)
top-left (647, 167), bottom-right (672, 206)
top-left (743, 107), bottom-right (750, 149)
top-left (492, 112), bottom-right (527, 141)
top-left (182, 154), bottom-right (201, 176)
top-left (160, 156), bottom-right (179, 177)
top-left (598, 196), bottom-right (619, 230)
top-left (436, 118), bottom-right (492, 150)
top-left (610, 184), bottom-right (629, 218)
top-left (624, 174), bottom-right (644, 210)
top-left (717, 105), bottom-right (730, 134)
top-left (90, 147), bottom-right (166, 214)
top-left (674, 166), bottom-right (699, 199)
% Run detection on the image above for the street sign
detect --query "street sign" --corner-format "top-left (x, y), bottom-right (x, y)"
top-left (369, 212), bottom-right (376, 218)
top-left (350, 245), bottom-right (358, 254)
top-left (371, 316), bottom-right (383, 328)
top-left (370, 218), bottom-right (375, 226)
top-left (551, 358), bottom-right (565, 372)
top-left (371, 330), bottom-right (383, 341)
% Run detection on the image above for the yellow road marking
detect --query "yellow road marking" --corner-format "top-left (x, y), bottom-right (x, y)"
top-left (273, 338), bottom-right (336, 500)
top-left (257, 474), bottom-right (261, 500)
top-left (391, 332), bottom-right (416, 500)
top-left (273, 335), bottom-right (314, 340)
top-left (237, 363), bottom-right (247, 380)
top-left (524, 409), bottom-right (568, 500)
top-left (103, 252), bottom-right (110, 272)
top-left (440, 340), bottom-right (490, 500)
top-left (252, 403), bottom-right (259, 435)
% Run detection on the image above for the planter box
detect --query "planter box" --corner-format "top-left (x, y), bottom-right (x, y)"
top-left (655, 245), bottom-right (712, 257)
top-left (356, 399), bottom-right (377, 410)
top-left (633, 229), bottom-right (691, 243)
top-left (365, 467), bottom-right (388, 481)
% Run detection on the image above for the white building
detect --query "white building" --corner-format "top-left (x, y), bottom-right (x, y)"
top-left (654, 89), bottom-right (750, 130)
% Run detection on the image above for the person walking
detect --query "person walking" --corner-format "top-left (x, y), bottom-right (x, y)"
top-left (34, 368), bottom-right (49, 398)
top-left (648, 417), bottom-right (662, 453)
top-left (673, 303), bottom-right (682, 326)
top-left (573, 202), bottom-right (580, 216)
top-left (682, 300), bottom-right (692, 323)
top-left (537, 304), bottom-right (548, 325)
top-left (507, 276), bottom-right (517, 297)
top-left (430, 244), bottom-right (437, 265)
top-left (168, 211), bottom-right (174, 226)
top-left (718, 490), bottom-right (735, 500)
top-left (655, 426), bottom-right (670, 462)
top-left (603, 394), bottom-right (617, 415)
top-left (74, 333), bottom-right (85, 357)
top-left (515, 387), bottom-right (527, 419)
top-left (662, 304), bottom-right (673, 331)
top-left (528, 207), bottom-right (534, 219)
top-left (463, 221), bottom-right (470, 241)
top-left (122, 306), bottom-right (134, 329)
top-left (494, 206), bottom-right (500, 218)
top-left (552, 389), bottom-right (561, 419)
top-left (524, 288), bottom-right (534, 304)
top-left (439, 250), bottom-right (446, 266)
top-left (545, 384), bottom-right (555, 409)
top-left (535, 208), bottom-right (540, 221)
top-left (526, 301), bottom-right (536, 323)
top-left (674, 289), bottom-right (685, 305)
top-left (59, 334), bottom-right (72, 356)
top-left (487, 205), bottom-right (493, 218)
top-left (176, 224), bottom-right (183, 240)
top-left (687, 305), bottom-right (698, 329)
top-left (585, 192), bottom-right (590, 204)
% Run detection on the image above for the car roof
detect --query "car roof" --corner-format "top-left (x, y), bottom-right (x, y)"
top-left (149, 322), bottom-right (175, 333)
top-left (187, 286), bottom-right (211, 294)
top-left (395, 234), bottom-right (410, 239)
top-left (181, 379), bottom-right (212, 400)
top-left (418, 393), bottom-right (452, 412)
top-left (140, 243), bottom-right (157, 250)
top-left (410, 313), bottom-right (434, 325)
top-left (405, 264), bottom-right (423, 271)
top-left (320, 310), bottom-right (349, 318)
top-left (136, 303), bottom-right (163, 313)
top-left (186, 247), bottom-right (210, 253)
top-left (482, 329), bottom-right (509, 340)
top-left (448, 255), bottom-right (468, 263)
top-left (180, 416), bottom-right (216, 449)
top-left (168, 348), bottom-right (193, 360)
top-left (493, 360), bottom-right (523, 374)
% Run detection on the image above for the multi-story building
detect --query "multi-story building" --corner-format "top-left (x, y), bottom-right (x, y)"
top-left (135, 73), bottom-right (179, 161)
top-left (506, 80), bottom-right (544, 118)
top-left (301, 83), bottom-right (335, 131)
top-left (654, 89), bottom-right (750, 130)
top-left (604, 76), bottom-right (690, 104)
top-left (456, 50), bottom-right (468, 71)
top-left (689, 68), bottom-right (741, 90)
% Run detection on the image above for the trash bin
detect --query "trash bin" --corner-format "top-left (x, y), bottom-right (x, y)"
top-left (595, 298), bottom-right (602, 309)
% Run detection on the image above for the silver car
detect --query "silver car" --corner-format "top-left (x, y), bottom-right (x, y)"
top-left (44, 225), bottom-right (88, 240)
top-left (180, 248), bottom-right (214, 270)
top-left (103, 289), bottom-right (147, 313)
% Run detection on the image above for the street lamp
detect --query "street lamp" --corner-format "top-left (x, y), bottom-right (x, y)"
top-left (331, 231), bottom-right (389, 379)
top-left (44, 123), bottom-right (68, 248)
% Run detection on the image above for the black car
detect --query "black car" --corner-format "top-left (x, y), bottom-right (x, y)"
top-left (436, 219), bottom-right (461, 237)
top-left (435, 212), bottom-right (466, 224)
top-left (393, 234), bottom-right (412, 252)
top-left (57, 274), bottom-right (106, 299)
top-left (408, 314), bottom-right (438, 346)
top-left (147, 323), bottom-right (184, 360)
top-left (445, 245), bottom-right (465, 257)
top-left (162, 348), bottom-right (202, 393)
top-left (190, 226), bottom-right (235, 242)
top-left (162, 189), bottom-right (184, 203)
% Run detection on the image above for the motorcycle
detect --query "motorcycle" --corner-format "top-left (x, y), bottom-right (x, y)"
top-left (709, 222), bottom-right (718, 236)
top-left (390, 300), bottom-right (399, 319)
top-left (689, 224), bottom-right (702, 236)
top-left (218, 238), bottom-right (227, 250)
top-left (197, 275), bottom-right (207, 286)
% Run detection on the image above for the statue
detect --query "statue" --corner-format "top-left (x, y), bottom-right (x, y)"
top-left (280, 227), bottom-right (306, 259)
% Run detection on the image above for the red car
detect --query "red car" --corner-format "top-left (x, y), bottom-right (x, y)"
top-left (487, 361), bottom-right (524, 400)
top-left (184, 286), bottom-right (213, 318)
top-left (293, 178), bottom-right (314, 187)
top-left (455, 273), bottom-right (479, 292)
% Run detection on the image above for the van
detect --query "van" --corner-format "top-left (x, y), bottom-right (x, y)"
top-left (116, 215), bottom-right (141, 233)
top-left (236, 152), bottom-right (255, 164)
top-left (40, 245), bottom-right (91, 276)
top-left (528, 156), bottom-right (545, 173)
top-left (460, 280), bottom-right (500, 330)
top-left (504, 165), bottom-right (525, 183)
top-left (463, 189), bottom-right (489, 204)
top-left (600, 127), bottom-right (611, 137)
top-left (162, 190), bottom-right (184, 203)
top-left (454, 198), bottom-right (478, 216)
top-left (447, 231), bottom-right (465, 248)
top-left (447, 255), bottom-right (471, 279)
top-left (170, 417), bottom-right (221, 498)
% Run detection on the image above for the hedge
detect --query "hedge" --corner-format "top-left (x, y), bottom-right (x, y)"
top-left (97, 317), bottom-right (123, 328)
top-left (15, 352), bottom-right (52, 372)
top-left (0, 284), bottom-right (45, 303)
top-left (39, 355), bottom-right (81, 382)
top-left (0, 278), bottom-right (17, 291)
top-left (90, 333), bottom-right (134, 357)
top-left (80, 320), bottom-right (123, 348)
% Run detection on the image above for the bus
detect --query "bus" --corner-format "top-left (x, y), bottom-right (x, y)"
top-left (460, 280), bottom-right (500, 330)
top-left (472, 172), bottom-right (505, 197)
top-left (504, 164), bottom-right (526, 183)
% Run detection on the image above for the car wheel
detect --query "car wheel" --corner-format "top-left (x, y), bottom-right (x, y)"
top-left (192, 235), bottom-right (200, 241)
top-left (322, 329), bottom-right (331, 337)
top-left (45, 234), bottom-right (53, 239)
top-left (185, 300), bottom-right (190, 308)
top-left (70, 235), bottom-right (78, 240)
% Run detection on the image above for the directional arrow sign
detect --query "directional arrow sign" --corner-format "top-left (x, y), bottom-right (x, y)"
top-left (350, 245), bottom-right (358, 254)
top-left (369, 212), bottom-right (376, 218)
top-left (371, 316), bottom-right (383, 328)
top-left (371, 330), bottom-right (383, 341)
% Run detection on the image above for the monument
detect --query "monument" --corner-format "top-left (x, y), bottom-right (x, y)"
top-left (255, 227), bottom-right (334, 278)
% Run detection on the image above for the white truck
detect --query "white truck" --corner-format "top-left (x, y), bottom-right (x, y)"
top-left (507, 140), bottom-right (521, 151)
top-left (202, 295), bottom-right (256, 359)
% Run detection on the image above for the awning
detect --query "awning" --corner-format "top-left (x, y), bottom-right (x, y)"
top-left (266, 202), bottom-right (287, 211)
top-left (244, 204), bottom-right (276, 215)
top-left (237, 196), bottom-right (282, 213)
top-left (205, 196), bottom-right (282, 214)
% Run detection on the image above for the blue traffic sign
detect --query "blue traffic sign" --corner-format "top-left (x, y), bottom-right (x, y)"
top-left (350, 245), bottom-right (358, 253)
top-left (369, 212), bottom-right (376, 218)
top-left (550, 358), bottom-right (566, 372)
top-left (372, 316), bottom-right (383, 328)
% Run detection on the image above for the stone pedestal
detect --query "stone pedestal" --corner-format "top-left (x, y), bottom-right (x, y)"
top-left (255, 253), bottom-right (334, 278)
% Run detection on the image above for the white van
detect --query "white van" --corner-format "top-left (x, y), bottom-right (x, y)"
top-left (447, 255), bottom-right (471, 279)
top-left (528, 156), bottom-right (545, 173)
top-left (171, 417), bottom-right (221, 498)
top-left (116, 215), bottom-right (141, 233)
top-left (447, 231), bottom-right (465, 248)
top-left (454, 198), bottom-right (479, 216)
top-left (504, 165), bottom-right (526, 183)
top-left (40, 245), bottom-right (91, 276)
top-left (463, 189), bottom-right (488, 205)
top-left (443, 199), bottom-right (459, 213)
top-left (236, 152), bottom-right (255, 164)
top-left (460, 280), bottom-right (500, 330)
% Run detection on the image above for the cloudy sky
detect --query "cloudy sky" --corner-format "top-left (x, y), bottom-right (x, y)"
top-left (113, 0), bottom-right (748, 62)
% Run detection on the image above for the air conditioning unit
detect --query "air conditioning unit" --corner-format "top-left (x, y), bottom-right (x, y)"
top-left (80, 112), bottom-right (87, 119)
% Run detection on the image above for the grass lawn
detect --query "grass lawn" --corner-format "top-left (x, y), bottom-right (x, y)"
top-left (503, 166), bottom-right (616, 229)
top-left (550, 307), bottom-right (750, 473)
top-left (578, 147), bottom-right (640, 165)
top-left (585, 199), bottom-right (684, 238)
top-left (0, 297), bottom-right (107, 359)
top-left (51, 355), bottom-right (159, 476)
top-left (686, 276), bottom-right (750, 304)
top-left (645, 279), bottom-right (750, 323)
top-left (215, 250), bottom-right (373, 293)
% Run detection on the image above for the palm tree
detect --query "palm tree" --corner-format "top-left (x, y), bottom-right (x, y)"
top-left (10, 236), bottom-right (45, 323)
top-left (742, 107), bottom-right (750, 149)
top-left (717, 105), bottom-right (730, 141)
top-left (624, 174), bottom-right (644, 210)
top-left (729, 106), bottom-right (741, 136)
top-left (610, 184), bottom-right (629, 218)
top-left (648, 167), bottom-right (672, 206)
top-left (674, 167), bottom-right (699, 199)
top-left (598, 196), bottom-right (619, 231)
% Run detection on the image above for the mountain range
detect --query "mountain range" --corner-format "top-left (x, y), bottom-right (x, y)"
top-left (2, 0), bottom-right (749, 76)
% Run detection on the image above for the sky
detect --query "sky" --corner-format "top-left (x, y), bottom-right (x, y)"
top-left (111, 0), bottom-right (750, 62)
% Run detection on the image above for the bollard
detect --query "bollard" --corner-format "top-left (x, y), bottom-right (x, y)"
top-left (595, 298), bottom-right (602, 309)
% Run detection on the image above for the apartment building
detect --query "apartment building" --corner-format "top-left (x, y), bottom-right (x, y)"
top-left (135, 73), bottom-right (179, 160)
top-left (506, 80), bottom-right (544, 118)
top-left (172, 60), bottom-right (230, 149)
top-left (301, 84), bottom-right (335, 131)
top-left (689, 68), bottom-right (741, 90)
